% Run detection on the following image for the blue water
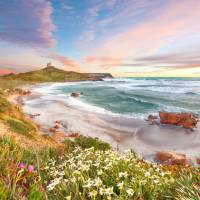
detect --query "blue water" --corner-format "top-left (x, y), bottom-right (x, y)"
top-left (46, 77), bottom-right (200, 118)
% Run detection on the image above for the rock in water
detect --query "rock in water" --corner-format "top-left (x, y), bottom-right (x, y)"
top-left (159, 111), bottom-right (198, 130)
top-left (155, 151), bottom-right (189, 166)
top-left (71, 92), bottom-right (80, 97)
top-left (147, 115), bottom-right (158, 125)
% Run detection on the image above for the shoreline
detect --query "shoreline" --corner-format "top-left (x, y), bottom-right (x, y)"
top-left (16, 82), bottom-right (200, 165)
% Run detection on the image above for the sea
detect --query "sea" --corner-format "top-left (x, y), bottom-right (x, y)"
top-left (34, 77), bottom-right (200, 119)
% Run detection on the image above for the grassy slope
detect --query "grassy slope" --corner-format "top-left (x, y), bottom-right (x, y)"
top-left (0, 95), bottom-right (37, 138)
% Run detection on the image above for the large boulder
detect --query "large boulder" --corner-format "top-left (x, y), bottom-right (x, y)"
top-left (159, 112), bottom-right (180, 124)
top-left (155, 151), bottom-right (189, 166)
top-left (159, 112), bottom-right (198, 130)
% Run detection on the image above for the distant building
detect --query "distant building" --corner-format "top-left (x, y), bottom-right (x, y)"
top-left (47, 62), bottom-right (53, 67)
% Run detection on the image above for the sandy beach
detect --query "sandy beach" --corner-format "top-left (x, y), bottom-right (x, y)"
top-left (19, 83), bottom-right (200, 164)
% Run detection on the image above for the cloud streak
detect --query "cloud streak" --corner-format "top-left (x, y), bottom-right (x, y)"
top-left (0, 0), bottom-right (56, 48)
top-left (49, 53), bottom-right (81, 71)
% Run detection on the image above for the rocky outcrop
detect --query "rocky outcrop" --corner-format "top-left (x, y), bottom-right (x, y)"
top-left (155, 151), bottom-right (189, 166)
top-left (15, 88), bottom-right (31, 96)
top-left (147, 115), bottom-right (158, 125)
top-left (159, 112), bottom-right (198, 130)
top-left (87, 73), bottom-right (113, 79)
top-left (49, 128), bottom-right (57, 133)
top-left (68, 133), bottom-right (80, 138)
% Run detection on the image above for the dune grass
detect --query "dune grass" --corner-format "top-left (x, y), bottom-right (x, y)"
top-left (6, 118), bottom-right (35, 138)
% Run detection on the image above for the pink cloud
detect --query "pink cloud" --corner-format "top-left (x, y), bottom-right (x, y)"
top-left (0, 0), bottom-right (56, 48)
top-left (49, 53), bottom-right (81, 71)
top-left (85, 56), bottom-right (123, 68)
top-left (0, 69), bottom-right (15, 76)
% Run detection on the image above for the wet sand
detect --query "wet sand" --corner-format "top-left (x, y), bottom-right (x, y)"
top-left (22, 84), bottom-right (200, 164)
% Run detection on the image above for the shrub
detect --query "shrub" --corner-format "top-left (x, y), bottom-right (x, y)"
top-left (63, 136), bottom-right (111, 151)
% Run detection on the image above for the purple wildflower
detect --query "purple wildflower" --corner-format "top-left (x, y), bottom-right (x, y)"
top-left (19, 162), bottom-right (25, 169)
top-left (28, 165), bottom-right (34, 172)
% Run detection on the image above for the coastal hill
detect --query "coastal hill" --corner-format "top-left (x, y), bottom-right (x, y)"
top-left (1, 64), bottom-right (113, 82)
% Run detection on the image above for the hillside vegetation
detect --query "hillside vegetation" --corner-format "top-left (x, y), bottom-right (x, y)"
top-left (0, 66), bottom-right (112, 91)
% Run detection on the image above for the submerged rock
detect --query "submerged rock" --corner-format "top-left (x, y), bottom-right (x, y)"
top-left (155, 151), bottom-right (189, 166)
top-left (71, 92), bottom-right (80, 97)
top-left (159, 112), bottom-right (198, 130)
top-left (71, 92), bottom-right (84, 97)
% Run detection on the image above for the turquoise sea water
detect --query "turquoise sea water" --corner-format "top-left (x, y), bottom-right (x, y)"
top-left (43, 77), bottom-right (200, 118)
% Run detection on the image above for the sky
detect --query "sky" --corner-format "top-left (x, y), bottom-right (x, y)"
top-left (0, 0), bottom-right (200, 77)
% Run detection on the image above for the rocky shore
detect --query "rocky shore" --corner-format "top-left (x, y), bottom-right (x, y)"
top-left (147, 112), bottom-right (198, 130)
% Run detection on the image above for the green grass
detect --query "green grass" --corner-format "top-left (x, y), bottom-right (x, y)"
top-left (0, 96), bottom-right (12, 113)
top-left (0, 95), bottom-right (37, 139)
top-left (6, 118), bottom-right (35, 138)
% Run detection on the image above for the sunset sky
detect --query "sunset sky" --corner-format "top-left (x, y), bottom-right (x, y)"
top-left (0, 0), bottom-right (200, 77)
